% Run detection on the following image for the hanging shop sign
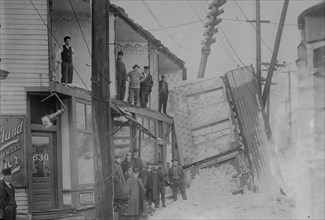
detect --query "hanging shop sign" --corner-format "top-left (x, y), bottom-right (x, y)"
top-left (0, 115), bottom-right (26, 186)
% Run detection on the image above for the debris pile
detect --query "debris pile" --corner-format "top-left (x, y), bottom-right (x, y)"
top-left (150, 164), bottom-right (294, 219)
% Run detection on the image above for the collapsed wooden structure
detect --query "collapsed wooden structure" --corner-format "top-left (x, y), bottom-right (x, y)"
top-left (172, 65), bottom-right (284, 191)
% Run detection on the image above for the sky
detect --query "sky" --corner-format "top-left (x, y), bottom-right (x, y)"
top-left (111, 0), bottom-right (323, 120)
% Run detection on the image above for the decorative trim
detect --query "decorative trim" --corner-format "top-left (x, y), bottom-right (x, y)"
top-left (116, 42), bottom-right (148, 53)
top-left (52, 13), bottom-right (91, 24)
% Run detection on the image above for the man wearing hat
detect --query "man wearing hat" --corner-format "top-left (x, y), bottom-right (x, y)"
top-left (131, 148), bottom-right (143, 172)
top-left (116, 51), bottom-right (127, 101)
top-left (113, 154), bottom-right (127, 216)
top-left (0, 168), bottom-right (17, 220)
top-left (139, 162), bottom-right (155, 210)
top-left (139, 66), bottom-right (153, 108)
top-left (126, 64), bottom-right (145, 106)
top-left (157, 161), bottom-right (168, 207)
top-left (168, 159), bottom-right (187, 201)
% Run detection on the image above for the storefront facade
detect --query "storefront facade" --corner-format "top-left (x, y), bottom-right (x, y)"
top-left (0, 0), bottom-right (185, 219)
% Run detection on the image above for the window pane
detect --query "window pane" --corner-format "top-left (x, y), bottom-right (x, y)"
top-left (77, 132), bottom-right (95, 186)
top-left (76, 102), bottom-right (86, 130)
top-left (32, 136), bottom-right (51, 177)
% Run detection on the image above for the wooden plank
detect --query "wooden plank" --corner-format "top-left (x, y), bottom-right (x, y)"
top-left (1, 18), bottom-right (45, 25)
top-left (0, 29), bottom-right (47, 36)
top-left (0, 14), bottom-right (47, 20)
top-left (1, 24), bottom-right (47, 30)
top-left (1, 54), bottom-right (49, 60)
top-left (0, 8), bottom-right (47, 15)
top-left (0, 0), bottom-right (46, 4)
top-left (0, 4), bottom-right (47, 10)
top-left (0, 39), bottom-right (48, 46)
top-left (0, 95), bottom-right (25, 100)
top-left (2, 59), bottom-right (49, 65)
top-left (6, 68), bottom-right (48, 74)
top-left (0, 109), bottom-right (26, 115)
top-left (0, 34), bottom-right (48, 40)
top-left (1, 50), bottom-right (48, 55)
top-left (0, 82), bottom-right (47, 87)
top-left (7, 73), bottom-right (49, 79)
top-left (0, 44), bottom-right (48, 50)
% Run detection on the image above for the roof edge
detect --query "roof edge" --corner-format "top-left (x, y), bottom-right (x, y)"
top-left (298, 1), bottom-right (325, 29)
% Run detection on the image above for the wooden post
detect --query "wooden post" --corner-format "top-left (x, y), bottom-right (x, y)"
top-left (256, 0), bottom-right (262, 93)
top-left (92, 0), bottom-right (114, 219)
top-left (262, 0), bottom-right (289, 107)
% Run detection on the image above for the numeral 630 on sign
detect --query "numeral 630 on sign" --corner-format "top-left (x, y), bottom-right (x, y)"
top-left (33, 154), bottom-right (49, 161)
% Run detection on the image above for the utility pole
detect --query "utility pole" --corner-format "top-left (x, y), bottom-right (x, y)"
top-left (256, 0), bottom-right (262, 93)
top-left (92, 0), bottom-right (113, 219)
top-left (197, 0), bottom-right (226, 78)
top-left (262, 0), bottom-right (290, 107)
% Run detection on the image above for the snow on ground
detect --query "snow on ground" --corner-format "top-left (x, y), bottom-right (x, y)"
top-left (150, 164), bottom-right (294, 220)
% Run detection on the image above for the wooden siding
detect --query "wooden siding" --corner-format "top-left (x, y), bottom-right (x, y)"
top-left (0, 0), bottom-right (49, 115)
top-left (223, 66), bottom-right (284, 189)
top-left (16, 187), bottom-right (29, 215)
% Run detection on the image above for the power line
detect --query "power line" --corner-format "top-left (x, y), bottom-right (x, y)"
top-left (233, 0), bottom-right (273, 53)
top-left (219, 25), bottom-right (248, 67)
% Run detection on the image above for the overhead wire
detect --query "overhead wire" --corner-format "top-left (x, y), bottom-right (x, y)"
top-left (187, 0), bottom-right (239, 66)
top-left (233, 0), bottom-right (273, 54)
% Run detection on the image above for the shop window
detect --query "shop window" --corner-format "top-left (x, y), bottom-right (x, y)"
top-left (75, 101), bottom-right (94, 188)
top-left (158, 121), bottom-right (163, 138)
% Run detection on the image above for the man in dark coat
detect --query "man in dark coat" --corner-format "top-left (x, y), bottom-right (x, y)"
top-left (139, 66), bottom-right (154, 108)
top-left (151, 163), bottom-right (160, 208)
top-left (157, 161), bottom-right (168, 207)
top-left (113, 155), bottom-right (127, 214)
top-left (0, 168), bottom-right (17, 220)
top-left (131, 148), bottom-right (143, 172)
top-left (158, 74), bottom-right (169, 114)
top-left (116, 51), bottom-right (127, 101)
top-left (139, 162), bottom-right (155, 209)
top-left (168, 159), bottom-right (187, 201)
top-left (121, 151), bottom-right (134, 173)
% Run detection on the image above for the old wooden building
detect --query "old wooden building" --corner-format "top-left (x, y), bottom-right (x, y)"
top-left (0, 0), bottom-right (186, 219)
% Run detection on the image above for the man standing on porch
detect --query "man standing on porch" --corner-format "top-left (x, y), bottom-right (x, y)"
top-left (126, 64), bottom-right (145, 106)
top-left (55, 36), bottom-right (77, 85)
top-left (116, 51), bottom-right (127, 101)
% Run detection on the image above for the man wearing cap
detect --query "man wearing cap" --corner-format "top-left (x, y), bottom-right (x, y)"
top-left (126, 64), bottom-right (145, 106)
top-left (168, 159), bottom-right (187, 201)
top-left (139, 66), bottom-right (153, 108)
top-left (157, 161), bottom-right (168, 207)
top-left (55, 36), bottom-right (77, 85)
top-left (113, 155), bottom-right (127, 215)
top-left (0, 168), bottom-right (17, 220)
top-left (131, 148), bottom-right (143, 172)
top-left (116, 51), bottom-right (127, 101)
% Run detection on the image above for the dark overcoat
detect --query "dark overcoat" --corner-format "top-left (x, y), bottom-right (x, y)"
top-left (123, 176), bottom-right (146, 216)
top-left (113, 161), bottom-right (126, 200)
top-left (0, 180), bottom-right (17, 220)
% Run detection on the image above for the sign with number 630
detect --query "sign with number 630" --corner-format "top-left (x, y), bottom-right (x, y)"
top-left (33, 154), bottom-right (49, 161)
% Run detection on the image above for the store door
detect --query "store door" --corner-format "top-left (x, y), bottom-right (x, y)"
top-left (31, 132), bottom-right (57, 210)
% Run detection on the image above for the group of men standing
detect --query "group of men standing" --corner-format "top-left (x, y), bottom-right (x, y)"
top-left (113, 148), bottom-right (187, 219)
top-left (116, 51), bottom-right (169, 114)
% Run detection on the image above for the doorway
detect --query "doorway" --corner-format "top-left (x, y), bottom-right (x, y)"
top-left (31, 132), bottom-right (57, 210)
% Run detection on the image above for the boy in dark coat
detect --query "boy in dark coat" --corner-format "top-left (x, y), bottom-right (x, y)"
top-left (158, 74), bottom-right (169, 114)
top-left (0, 168), bottom-right (17, 220)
